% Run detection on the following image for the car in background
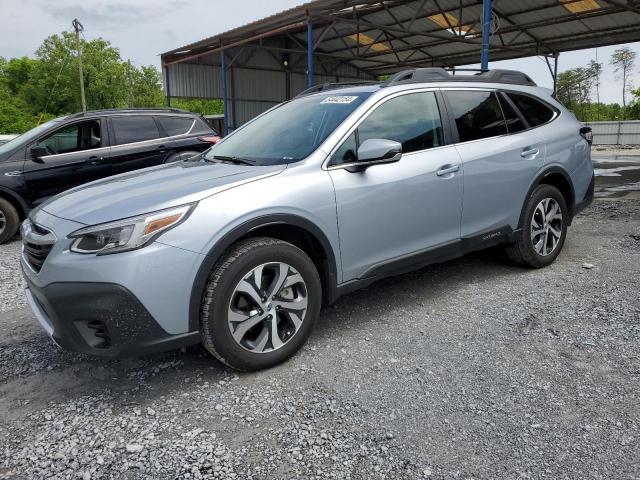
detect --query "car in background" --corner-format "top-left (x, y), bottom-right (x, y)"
top-left (0, 135), bottom-right (17, 146)
top-left (0, 108), bottom-right (219, 244)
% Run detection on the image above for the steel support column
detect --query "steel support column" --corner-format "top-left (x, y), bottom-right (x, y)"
top-left (307, 15), bottom-right (314, 89)
top-left (553, 53), bottom-right (559, 97)
top-left (164, 66), bottom-right (171, 107)
top-left (221, 47), bottom-right (229, 136)
top-left (481, 0), bottom-right (492, 71)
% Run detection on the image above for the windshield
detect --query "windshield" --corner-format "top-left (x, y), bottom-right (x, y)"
top-left (0, 118), bottom-right (65, 156)
top-left (203, 91), bottom-right (372, 165)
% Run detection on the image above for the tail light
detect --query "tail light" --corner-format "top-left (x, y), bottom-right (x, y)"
top-left (580, 127), bottom-right (593, 145)
top-left (198, 135), bottom-right (220, 144)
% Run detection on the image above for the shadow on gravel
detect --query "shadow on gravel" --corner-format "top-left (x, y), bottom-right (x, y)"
top-left (1, 247), bottom-right (525, 405)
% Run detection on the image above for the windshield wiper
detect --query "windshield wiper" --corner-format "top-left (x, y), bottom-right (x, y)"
top-left (210, 155), bottom-right (256, 166)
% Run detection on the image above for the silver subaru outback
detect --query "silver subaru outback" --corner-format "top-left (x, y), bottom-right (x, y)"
top-left (21, 69), bottom-right (594, 371)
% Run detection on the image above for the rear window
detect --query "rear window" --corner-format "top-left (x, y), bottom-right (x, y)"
top-left (445, 91), bottom-right (507, 142)
top-left (112, 116), bottom-right (160, 145)
top-left (157, 116), bottom-right (194, 136)
top-left (506, 92), bottom-right (556, 127)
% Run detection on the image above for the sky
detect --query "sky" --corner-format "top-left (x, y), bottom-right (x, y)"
top-left (1, 0), bottom-right (639, 104)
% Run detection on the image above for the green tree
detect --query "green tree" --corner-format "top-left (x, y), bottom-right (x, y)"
top-left (609, 46), bottom-right (637, 114)
top-left (25, 32), bottom-right (129, 114)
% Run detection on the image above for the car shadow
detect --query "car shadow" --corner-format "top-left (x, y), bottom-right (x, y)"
top-left (0, 246), bottom-right (528, 409)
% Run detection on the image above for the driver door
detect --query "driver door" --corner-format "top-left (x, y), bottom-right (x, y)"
top-left (23, 118), bottom-right (111, 204)
top-left (328, 90), bottom-right (463, 282)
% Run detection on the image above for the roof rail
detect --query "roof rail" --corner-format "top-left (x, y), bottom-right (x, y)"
top-left (295, 81), bottom-right (380, 98)
top-left (383, 68), bottom-right (536, 87)
top-left (68, 107), bottom-right (191, 119)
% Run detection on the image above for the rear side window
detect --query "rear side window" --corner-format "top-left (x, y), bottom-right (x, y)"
top-left (498, 94), bottom-right (526, 133)
top-left (192, 117), bottom-right (216, 135)
top-left (506, 92), bottom-right (556, 127)
top-left (445, 91), bottom-right (507, 142)
top-left (112, 116), bottom-right (160, 145)
top-left (157, 116), bottom-right (194, 136)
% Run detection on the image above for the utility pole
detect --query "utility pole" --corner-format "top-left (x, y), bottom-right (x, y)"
top-left (72, 18), bottom-right (87, 112)
top-left (127, 60), bottom-right (133, 108)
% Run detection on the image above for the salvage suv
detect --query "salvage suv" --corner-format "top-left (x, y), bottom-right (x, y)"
top-left (21, 69), bottom-right (594, 371)
top-left (0, 108), bottom-right (218, 244)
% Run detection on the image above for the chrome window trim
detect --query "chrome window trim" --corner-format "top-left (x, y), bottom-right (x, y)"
top-left (37, 146), bottom-right (111, 162)
top-left (109, 126), bottom-right (199, 150)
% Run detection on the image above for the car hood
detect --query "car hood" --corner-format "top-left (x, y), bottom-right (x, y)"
top-left (40, 160), bottom-right (286, 225)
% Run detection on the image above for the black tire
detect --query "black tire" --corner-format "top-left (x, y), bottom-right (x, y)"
top-left (200, 237), bottom-right (322, 371)
top-left (0, 197), bottom-right (20, 245)
top-left (506, 184), bottom-right (568, 268)
top-left (164, 150), bottom-right (201, 164)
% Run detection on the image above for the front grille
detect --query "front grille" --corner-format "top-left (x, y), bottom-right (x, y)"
top-left (21, 221), bottom-right (56, 273)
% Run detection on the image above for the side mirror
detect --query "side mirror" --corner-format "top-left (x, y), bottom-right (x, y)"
top-left (346, 139), bottom-right (402, 173)
top-left (30, 146), bottom-right (49, 163)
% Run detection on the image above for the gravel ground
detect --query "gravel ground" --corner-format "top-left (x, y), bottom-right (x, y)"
top-left (0, 199), bottom-right (638, 480)
top-left (0, 238), bottom-right (25, 314)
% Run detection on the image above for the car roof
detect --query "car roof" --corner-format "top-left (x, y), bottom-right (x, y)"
top-left (66, 108), bottom-right (198, 120)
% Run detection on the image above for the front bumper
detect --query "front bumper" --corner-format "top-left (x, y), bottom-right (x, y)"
top-left (20, 208), bottom-right (204, 358)
top-left (24, 278), bottom-right (200, 358)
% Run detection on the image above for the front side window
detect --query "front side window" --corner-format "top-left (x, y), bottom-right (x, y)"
top-left (445, 90), bottom-right (507, 142)
top-left (332, 91), bottom-right (444, 165)
top-left (204, 91), bottom-right (372, 165)
top-left (112, 116), bottom-right (160, 145)
top-left (36, 120), bottom-right (101, 155)
top-left (507, 92), bottom-right (556, 127)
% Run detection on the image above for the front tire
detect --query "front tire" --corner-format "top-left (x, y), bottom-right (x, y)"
top-left (506, 184), bottom-right (568, 268)
top-left (0, 198), bottom-right (20, 245)
top-left (200, 237), bottom-right (322, 371)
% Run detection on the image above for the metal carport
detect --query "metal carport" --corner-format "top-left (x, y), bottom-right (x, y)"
top-left (160, 0), bottom-right (640, 133)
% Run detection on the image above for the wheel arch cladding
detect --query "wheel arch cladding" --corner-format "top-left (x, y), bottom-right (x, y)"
top-left (0, 188), bottom-right (27, 220)
top-left (188, 214), bottom-right (339, 331)
top-left (519, 167), bottom-right (575, 228)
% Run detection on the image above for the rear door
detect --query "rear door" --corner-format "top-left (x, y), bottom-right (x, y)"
top-left (108, 115), bottom-right (172, 174)
top-left (23, 118), bottom-right (111, 204)
top-left (444, 89), bottom-right (545, 237)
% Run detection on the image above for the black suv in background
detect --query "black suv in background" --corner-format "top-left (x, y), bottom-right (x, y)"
top-left (0, 108), bottom-right (219, 243)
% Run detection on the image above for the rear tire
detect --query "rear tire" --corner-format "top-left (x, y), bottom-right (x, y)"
top-left (199, 237), bottom-right (322, 371)
top-left (0, 198), bottom-right (20, 245)
top-left (506, 184), bottom-right (568, 268)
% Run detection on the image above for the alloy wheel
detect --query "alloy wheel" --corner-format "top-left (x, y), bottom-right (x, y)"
top-left (227, 262), bottom-right (308, 353)
top-left (0, 210), bottom-right (6, 235)
top-left (531, 198), bottom-right (563, 256)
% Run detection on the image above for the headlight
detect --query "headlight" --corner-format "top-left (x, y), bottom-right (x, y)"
top-left (68, 203), bottom-right (195, 255)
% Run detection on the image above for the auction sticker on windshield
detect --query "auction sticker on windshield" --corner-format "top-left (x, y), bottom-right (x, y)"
top-left (320, 96), bottom-right (359, 104)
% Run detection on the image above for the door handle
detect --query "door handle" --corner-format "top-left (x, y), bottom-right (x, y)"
top-left (436, 164), bottom-right (460, 176)
top-left (88, 156), bottom-right (104, 165)
top-left (521, 148), bottom-right (540, 158)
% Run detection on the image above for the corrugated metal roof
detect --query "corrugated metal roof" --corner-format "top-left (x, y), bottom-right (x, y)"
top-left (162, 0), bottom-right (640, 73)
